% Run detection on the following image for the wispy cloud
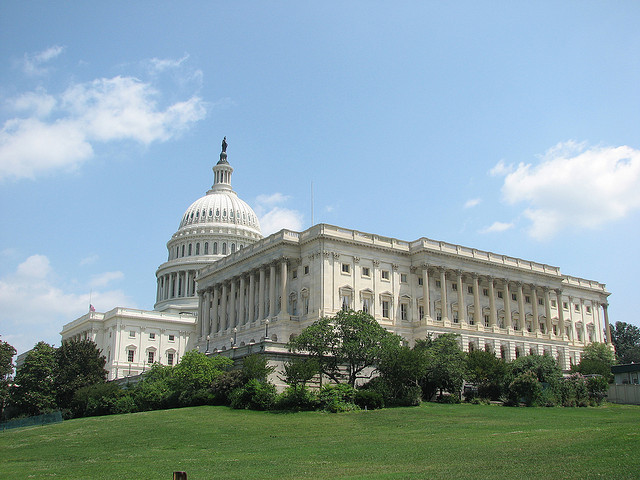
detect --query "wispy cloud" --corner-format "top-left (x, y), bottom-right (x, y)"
top-left (89, 271), bottom-right (124, 288)
top-left (22, 45), bottom-right (65, 76)
top-left (464, 198), bottom-right (481, 209)
top-left (480, 221), bottom-right (514, 234)
top-left (492, 141), bottom-right (640, 240)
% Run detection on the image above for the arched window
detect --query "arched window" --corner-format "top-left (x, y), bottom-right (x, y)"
top-left (188, 244), bottom-right (192, 256)
top-left (195, 243), bottom-right (200, 255)
top-left (213, 242), bottom-right (218, 254)
top-left (204, 242), bottom-right (208, 254)
top-left (222, 243), bottom-right (227, 254)
top-left (181, 245), bottom-right (185, 257)
top-left (231, 243), bottom-right (236, 253)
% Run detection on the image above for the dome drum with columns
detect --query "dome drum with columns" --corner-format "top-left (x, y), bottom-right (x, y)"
top-left (155, 138), bottom-right (263, 314)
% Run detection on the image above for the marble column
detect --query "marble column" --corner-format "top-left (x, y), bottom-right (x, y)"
top-left (221, 283), bottom-right (228, 331)
top-left (258, 268), bottom-right (265, 320)
top-left (269, 264), bottom-right (276, 317)
top-left (532, 286), bottom-right (539, 333)
top-left (229, 279), bottom-right (237, 328)
top-left (440, 269), bottom-right (448, 322)
top-left (603, 302), bottom-right (612, 344)
top-left (473, 274), bottom-right (481, 326)
top-left (556, 289), bottom-right (565, 339)
top-left (212, 288), bottom-right (219, 333)
top-left (456, 271), bottom-right (465, 325)
top-left (489, 277), bottom-right (497, 328)
top-left (280, 259), bottom-right (288, 316)
top-left (503, 281), bottom-right (512, 329)
top-left (239, 276), bottom-right (246, 326)
top-left (248, 272), bottom-right (256, 323)
top-left (517, 282), bottom-right (526, 331)
top-left (422, 265), bottom-right (430, 319)
top-left (543, 288), bottom-right (552, 335)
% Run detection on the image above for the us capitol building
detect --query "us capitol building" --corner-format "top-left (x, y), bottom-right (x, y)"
top-left (61, 139), bottom-right (612, 381)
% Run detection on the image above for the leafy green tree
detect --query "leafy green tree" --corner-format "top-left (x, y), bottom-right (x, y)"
top-left (610, 321), bottom-right (640, 364)
top-left (9, 342), bottom-right (58, 417)
top-left (169, 350), bottom-right (232, 405)
top-left (281, 357), bottom-right (320, 388)
top-left (0, 339), bottom-right (17, 419)
top-left (54, 339), bottom-right (108, 409)
top-left (510, 353), bottom-right (562, 386)
top-left (289, 310), bottom-right (401, 387)
top-left (377, 344), bottom-right (429, 404)
top-left (240, 354), bottom-right (276, 382)
top-left (465, 349), bottom-right (508, 400)
top-left (415, 334), bottom-right (466, 400)
top-left (573, 342), bottom-right (615, 379)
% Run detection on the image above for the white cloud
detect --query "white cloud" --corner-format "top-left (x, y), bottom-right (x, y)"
top-left (480, 221), bottom-right (514, 234)
top-left (1, 63), bottom-right (207, 181)
top-left (254, 193), bottom-right (304, 235)
top-left (464, 198), bottom-right (481, 209)
top-left (148, 54), bottom-right (190, 73)
top-left (0, 255), bottom-right (132, 355)
top-left (494, 141), bottom-right (640, 240)
top-left (80, 254), bottom-right (99, 266)
top-left (489, 159), bottom-right (513, 177)
top-left (22, 45), bottom-right (65, 76)
top-left (89, 271), bottom-right (124, 288)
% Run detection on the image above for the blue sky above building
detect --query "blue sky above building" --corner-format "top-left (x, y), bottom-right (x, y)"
top-left (1, 2), bottom-right (639, 354)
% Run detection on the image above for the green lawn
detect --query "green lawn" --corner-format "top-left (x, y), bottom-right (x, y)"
top-left (1, 403), bottom-right (639, 479)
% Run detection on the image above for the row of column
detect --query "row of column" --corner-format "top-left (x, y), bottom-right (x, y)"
top-left (199, 258), bottom-right (289, 338)
top-left (420, 267), bottom-right (609, 343)
top-left (156, 270), bottom-right (198, 303)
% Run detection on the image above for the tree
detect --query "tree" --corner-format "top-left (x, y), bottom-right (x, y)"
top-left (169, 350), bottom-right (232, 405)
top-left (54, 339), bottom-right (108, 409)
top-left (9, 342), bottom-right (57, 417)
top-left (377, 344), bottom-right (429, 404)
top-left (465, 349), bottom-right (508, 400)
top-left (574, 342), bottom-right (615, 379)
top-left (610, 321), bottom-right (640, 364)
top-left (416, 334), bottom-right (466, 400)
top-left (0, 339), bottom-right (17, 419)
top-left (288, 310), bottom-right (401, 387)
top-left (510, 353), bottom-right (562, 386)
top-left (240, 354), bottom-right (276, 382)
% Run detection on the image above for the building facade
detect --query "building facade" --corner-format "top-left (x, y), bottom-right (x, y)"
top-left (196, 224), bottom-right (611, 370)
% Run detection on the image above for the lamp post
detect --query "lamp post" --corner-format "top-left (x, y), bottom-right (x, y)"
top-left (233, 327), bottom-right (237, 346)
top-left (264, 318), bottom-right (270, 340)
top-left (206, 334), bottom-right (210, 354)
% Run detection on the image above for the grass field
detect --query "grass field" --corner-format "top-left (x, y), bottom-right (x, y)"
top-left (1, 403), bottom-right (639, 480)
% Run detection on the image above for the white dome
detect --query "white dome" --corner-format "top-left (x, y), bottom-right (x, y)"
top-left (177, 191), bottom-right (261, 236)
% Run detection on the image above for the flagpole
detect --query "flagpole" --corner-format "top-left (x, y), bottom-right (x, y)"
top-left (89, 289), bottom-right (93, 313)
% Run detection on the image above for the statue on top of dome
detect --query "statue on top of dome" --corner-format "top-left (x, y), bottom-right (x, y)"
top-left (221, 136), bottom-right (228, 153)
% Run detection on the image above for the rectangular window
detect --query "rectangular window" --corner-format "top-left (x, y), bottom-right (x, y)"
top-left (167, 352), bottom-right (174, 366)
top-left (538, 298), bottom-right (544, 306)
top-left (382, 300), bottom-right (390, 319)
top-left (551, 300), bottom-right (557, 308)
top-left (418, 276), bottom-right (423, 286)
top-left (362, 297), bottom-right (371, 314)
top-left (129, 330), bottom-right (135, 338)
top-left (341, 295), bottom-right (351, 311)
top-left (381, 270), bottom-right (390, 280)
top-left (127, 350), bottom-right (134, 362)
top-left (484, 315), bottom-right (490, 327)
top-left (435, 280), bottom-right (441, 288)
top-left (341, 263), bottom-right (350, 274)
top-left (512, 293), bottom-right (517, 301)
top-left (525, 295), bottom-right (531, 304)
top-left (168, 334), bottom-right (175, 342)
top-left (304, 265), bottom-right (309, 275)
top-left (586, 305), bottom-right (592, 314)
top-left (469, 315), bottom-right (475, 325)
top-left (149, 333), bottom-right (155, 340)
top-left (453, 311), bottom-right (459, 323)
top-left (400, 273), bottom-right (408, 283)
top-left (563, 302), bottom-right (568, 310)
top-left (362, 267), bottom-right (370, 277)
top-left (483, 288), bottom-right (489, 297)
top-left (148, 351), bottom-right (155, 364)
top-left (575, 304), bottom-right (581, 312)
top-left (468, 286), bottom-right (473, 294)
top-left (436, 311), bottom-right (442, 322)
top-left (497, 291), bottom-right (503, 299)
top-left (400, 303), bottom-right (408, 321)
top-left (451, 283), bottom-right (458, 291)
top-left (419, 305), bottom-right (424, 320)
top-left (292, 270), bottom-right (298, 279)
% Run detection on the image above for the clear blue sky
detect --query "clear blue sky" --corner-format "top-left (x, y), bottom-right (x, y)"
top-left (1, 2), bottom-right (639, 355)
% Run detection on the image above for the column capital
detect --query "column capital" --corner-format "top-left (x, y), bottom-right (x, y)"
top-left (555, 288), bottom-right (563, 296)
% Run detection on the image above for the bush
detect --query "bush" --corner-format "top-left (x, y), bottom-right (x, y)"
top-left (359, 377), bottom-right (420, 407)
top-left (317, 384), bottom-right (357, 412)
top-left (276, 385), bottom-right (318, 411)
top-left (508, 371), bottom-right (542, 407)
top-left (71, 382), bottom-right (127, 418)
top-left (354, 390), bottom-right (384, 410)
top-left (436, 393), bottom-right (461, 404)
top-left (133, 377), bottom-right (177, 411)
top-left (586, 375), bottom-right (609, 405)
top-left (210, 370), bottom-right (245, 406)
top-left (230, 379), bottom-right (277, 411)
top-left (537, 388), bottom-right (558, 407)
top-left (557, 373), bottom-right (589, 407)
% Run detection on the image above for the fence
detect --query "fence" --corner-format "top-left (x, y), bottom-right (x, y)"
top-left (607, 384), bottom-right (640, 405)
top-left (0, 411), bottom-right (63, 432)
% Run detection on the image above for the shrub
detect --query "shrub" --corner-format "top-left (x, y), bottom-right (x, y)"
top-left (586, 375), bottom-right (609, 406)
top-left (537, 388), bottom-right (558, 407)
top-left (508, 371), bottom-right (542, 407)
top-left (317, 384), bottom-right (357, 412)
top-left (557, 373), bottom-right (589, 407)
top-left (133, 377), bottom-right (177, 411)
top-left (436, 393), bottom-right (461, 404)
top-left (230, 379), bottom-right (277, 411)
top-left (276, 385), bottom-right (318, 411)
top-left (71, 382), bottom-right (127, 418)
top-left (210, 370), bottom-right (245, 405)
top-left (354, 390), bottom-right (384, 410)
